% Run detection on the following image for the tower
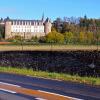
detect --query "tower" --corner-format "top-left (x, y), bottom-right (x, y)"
top-left (5, 17), bottom-right (12, 39)
top-left (42, 13), bottom-right (44, 22)
top-left (44, 18), bottom-right (52, 34)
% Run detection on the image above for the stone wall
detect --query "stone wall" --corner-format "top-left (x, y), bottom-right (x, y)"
top-left (11, 32), bottom-right (45, 39)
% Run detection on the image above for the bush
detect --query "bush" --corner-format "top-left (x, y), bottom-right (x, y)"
top-left (31, 36), bottom-right (39, 43)
top-left (39, 36), bottom-right (46, 43)
top-left (46, 31), bottom-right (64, 43)
top-left (64, 32), bottom-right (74, 44)
top-left (7, 35), bottom-right (22, 43)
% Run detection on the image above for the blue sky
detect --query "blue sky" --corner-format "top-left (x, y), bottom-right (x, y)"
top-left (0, 0), bottom-right (100, 20)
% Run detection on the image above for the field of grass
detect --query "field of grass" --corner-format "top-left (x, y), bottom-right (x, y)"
top-left (0, 66), bottom-right (100, 86)
top-left (0, 45), bottom-right (100, 51)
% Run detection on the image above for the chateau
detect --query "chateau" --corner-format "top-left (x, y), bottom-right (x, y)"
top-left (0, 16), bottom-right (52, 39)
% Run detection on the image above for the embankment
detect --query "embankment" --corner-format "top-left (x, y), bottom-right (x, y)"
top-left (0, 51), bottom-right (100, 77)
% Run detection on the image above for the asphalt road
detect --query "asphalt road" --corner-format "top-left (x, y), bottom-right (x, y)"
top-left (0, 73), bottom-right (100, 100)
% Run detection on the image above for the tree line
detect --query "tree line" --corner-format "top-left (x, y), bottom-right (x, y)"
top-left (45, 15), bottom-right (100, 45)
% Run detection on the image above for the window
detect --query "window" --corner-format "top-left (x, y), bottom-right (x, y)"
top-left (30, 21), bottom-right (31, 25)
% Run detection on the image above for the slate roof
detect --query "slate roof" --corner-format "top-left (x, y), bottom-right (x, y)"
top-left (0, 17), bottom-right (51, 25)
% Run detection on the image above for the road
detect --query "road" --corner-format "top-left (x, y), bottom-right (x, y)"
top-left (0, 73), bottom-right (100, 100)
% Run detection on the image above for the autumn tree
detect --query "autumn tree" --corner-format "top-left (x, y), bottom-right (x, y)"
top-left (86, 32), bottom-right (94, 44)
top-left (46, 31), bottom-right (64, 43)
top-left (64, 32), bottom-right (74, 44)
top-left (79, 32), bottom-right (87, 44)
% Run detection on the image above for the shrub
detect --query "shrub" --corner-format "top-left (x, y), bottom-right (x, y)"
top-left (46, 31), bottom-right (64, 43)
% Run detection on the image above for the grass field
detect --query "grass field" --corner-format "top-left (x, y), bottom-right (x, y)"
top-left (0, 66), bottom-right (100, 86)
top-left (0, 45), bottom-right (100, 51)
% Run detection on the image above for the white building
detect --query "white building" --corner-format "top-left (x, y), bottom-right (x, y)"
top-left (3, 17), bottom-right (52, 39)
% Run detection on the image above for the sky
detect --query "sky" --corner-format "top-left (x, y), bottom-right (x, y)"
top-left (0, 0), bottom-right (100, 20)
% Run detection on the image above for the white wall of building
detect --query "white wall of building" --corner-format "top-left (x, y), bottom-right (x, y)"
top-left (11, 25), bottom-right (44, 33)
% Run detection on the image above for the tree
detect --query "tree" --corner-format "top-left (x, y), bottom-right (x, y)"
top-left (0, 25), bottom-right (5, 40)
top-left (53, 18), bottom-right (63, 32)
top-left (62, 22), bottom-right (70, 33)
top-left (46, 31), bottom-right (64, 43)
top-left (86, 32), bottom-right (94, 44)
top-left (79, 32), bottom-right (87, 44)
top-left (64, 32), bottom-right (74, 44)
top-left (31, 36), bottom-right (39, 43)
top-left (39, 36), bottom-right (46, 43)
top-left (51, 26), bottom-right (56, 32)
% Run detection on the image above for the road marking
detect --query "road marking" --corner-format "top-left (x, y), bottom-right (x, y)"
top-left (38, 90), bottom-right (83, 100)
top-left (0, 88), bottom-right (16, 94)
top-left (0, 82), bottom-right (21, 87)
top-left (35, 98), bottom-right (47, 100)
top-left (0, 81), bottom-right (83, 100)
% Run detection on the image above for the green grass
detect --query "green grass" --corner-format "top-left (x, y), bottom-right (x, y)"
top-left (0, 66), bottom-right (100, 86)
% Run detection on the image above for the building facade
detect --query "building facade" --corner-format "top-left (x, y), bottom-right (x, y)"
top-left (0, 17), bottom-right (52, 39)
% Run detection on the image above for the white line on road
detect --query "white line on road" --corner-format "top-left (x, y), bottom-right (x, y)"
top-left (38, 90), bottom-right (83, 100)
top-left (0, 82), bottom-right (21, 87)
top-left (0, 88), bottom-right (16, 94)
top-left (35, 98), bottom-right (47, 100)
